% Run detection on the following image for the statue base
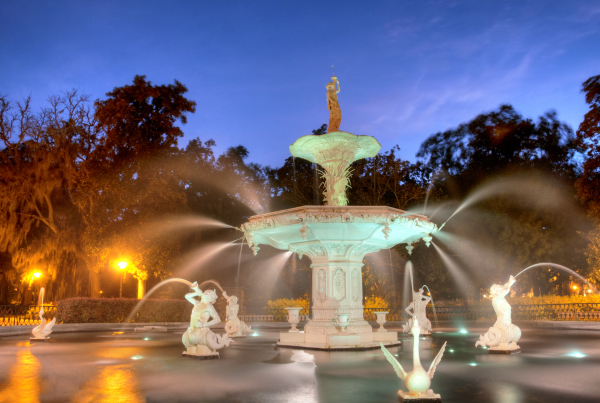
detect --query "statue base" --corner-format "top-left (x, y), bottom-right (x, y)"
top-left (488, 347), bottom-right (521, 354)
top-left (487, 342), bottom-right (520, 354)
top-left (398, 390), bottom-right (441, 402)
top-left (29, 338), bottom-right (49, 342)
top-left (182, 352), bottom-right (219, 360)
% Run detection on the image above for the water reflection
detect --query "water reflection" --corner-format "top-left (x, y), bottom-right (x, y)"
top-left (72, 364), bottom-right (143, 403)
top-left (0, 349), bottom-right (41, 403)
top-left (492, 382), bottom-right (523, 403)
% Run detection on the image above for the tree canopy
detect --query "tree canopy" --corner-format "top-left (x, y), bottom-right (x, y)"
top-left (1, 74), bottom-right (598, 305)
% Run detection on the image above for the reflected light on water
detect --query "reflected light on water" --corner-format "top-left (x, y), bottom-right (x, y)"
top-left (567, 352), bottom-right (586, 358)
top-left (493, 383), bottom-right (523, 403)
top-left (72, 364), bottom-right (143, 403)
top-left (0, 349), bottom-right (41, 403)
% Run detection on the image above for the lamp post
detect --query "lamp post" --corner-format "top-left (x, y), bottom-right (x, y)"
top-left (24, 272), bottom-right (41, 305)
top-left (118, 262), bottom-right (127, 298)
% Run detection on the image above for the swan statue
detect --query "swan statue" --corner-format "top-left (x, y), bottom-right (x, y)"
top-left (31, 308), bottom-right (56, 340)
top-left (381, 319), bottom-right (446, 401)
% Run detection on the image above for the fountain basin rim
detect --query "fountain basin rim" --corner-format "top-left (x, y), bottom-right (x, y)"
top-left (247, 205), bottom-right (433, 224)
top-left (241, 206), bottom-right (437, 255)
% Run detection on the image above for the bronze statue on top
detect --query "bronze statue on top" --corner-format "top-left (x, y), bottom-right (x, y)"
top-left (326, 75), bottom-right (341, 133)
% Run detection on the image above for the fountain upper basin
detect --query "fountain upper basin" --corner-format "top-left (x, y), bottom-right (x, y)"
top-left (242, 205), bottom-right (437, 260)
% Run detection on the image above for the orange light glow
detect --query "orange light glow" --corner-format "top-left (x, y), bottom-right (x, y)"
top-left (118, 261), bottom-right (128, 270)
top-left (572, 285), bottom-right (578, 290)
top-left (33, 272), bottom-right (41, 278)
top-left (0, 348), bottom-right (41, 402)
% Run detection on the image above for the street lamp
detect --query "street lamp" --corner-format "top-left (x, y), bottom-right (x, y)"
top-left (28, 272), bottom-right (42, 289)
top-left (23, 271), bottom-right (42, 305)
top-left (118, 262), bottom-right (127, 298)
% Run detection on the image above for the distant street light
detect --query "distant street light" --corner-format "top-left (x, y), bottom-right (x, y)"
top-left (118, 262), bottom-right (127, 298)
top-left (28, 272), bottom-right (42, 289)
top-left (24, 271), bottom-right (42, 305)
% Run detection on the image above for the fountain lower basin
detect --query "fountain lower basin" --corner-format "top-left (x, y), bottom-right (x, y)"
top-left (242, 205), bottom-right (437, 350)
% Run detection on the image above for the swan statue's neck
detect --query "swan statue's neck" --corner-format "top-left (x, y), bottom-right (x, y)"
top-left (412, 327), bottom-right (422, 368)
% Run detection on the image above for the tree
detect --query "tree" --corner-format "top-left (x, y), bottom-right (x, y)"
top-left (349, 146), bottom-right (427, 210)
top-left (574, 74), bottom-right (600, 285)
top-left (93, 75), bottom-right (196, 166)
top-left (575, 74), bottom-right (600, 211)
top-left (416, 104), bottom-right (586, 296)
top-left (267, 125), bottom-right (327, 209)
top-left (79, 76), bottom-right (197, 284)
top-left (0, 91), bottom-right (99, 301)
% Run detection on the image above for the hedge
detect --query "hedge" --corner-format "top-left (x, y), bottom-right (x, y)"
top-left (56, 298), bottom-right (193, 324)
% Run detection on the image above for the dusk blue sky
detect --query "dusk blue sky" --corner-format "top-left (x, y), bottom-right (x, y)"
top-left (1, 0), bottom-right (599, 167)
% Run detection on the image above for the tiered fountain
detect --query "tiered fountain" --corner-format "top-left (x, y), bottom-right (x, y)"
top-left (241, 74), bottom-right (438, 350)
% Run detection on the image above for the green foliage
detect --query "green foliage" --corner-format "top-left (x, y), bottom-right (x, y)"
top-left (266, 297), bottom-right (310, 310)
top-left (264, 297), bottom-right (309, 321)
top-left (575, 74), bottom-right (600, 206)
top-left (418, 104), bottom-right (578, 183)
top-left (575, 74), bottom-right (600, 286)
top-left (0, 91), bottom-right (99, 300)
top-left (364, 296), bottom-right (389, 309)
top-left (56, 297), bottom-right (191, 323)
top-left (94, 75), bottom-right (196, 162)
top-left (414, 104), bottom-right (586, 297)
top-left (1, 75), bottom-right (598, 308)
top-left (435, 294), bottom-right (600, 306)
top-left (507, 294), bottom-right (600, 305)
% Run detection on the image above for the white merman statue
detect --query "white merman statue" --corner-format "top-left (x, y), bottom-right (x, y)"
top-left (403, 287), bottom-right (432, 335)
top-left (182, 282), bottom-right (233, 358)
top-left (475, 275), bottom-right (521, 353)
top-left (222, 291), bottom-right (252, 337)
top-left (381, 319), bottom-right (447, 401)
top-left (31, 308), bottom-right (56, 340)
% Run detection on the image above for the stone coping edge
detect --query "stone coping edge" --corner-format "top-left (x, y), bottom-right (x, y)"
top-left (0, 321), bottom-right (302, 337)
top-left (3, 320), bottom-right (598, 337)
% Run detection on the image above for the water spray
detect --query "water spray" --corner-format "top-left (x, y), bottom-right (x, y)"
top-left (422, 284), bottom-right (438, 329)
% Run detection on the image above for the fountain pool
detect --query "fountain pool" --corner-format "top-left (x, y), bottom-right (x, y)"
top-left (1, 323), bottom-right (598, 403)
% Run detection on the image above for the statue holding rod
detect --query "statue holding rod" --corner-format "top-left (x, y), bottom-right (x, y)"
top-left (182, 281), bottom-right (233, 358)
top-left (222, 291), bottom-right (253, 337)
top-left (326, 72), bottom-right (341, 133)
top-left (475, 275), bottom-right (521, 353)
top-left (402, 287), bottom-right (432, 335)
